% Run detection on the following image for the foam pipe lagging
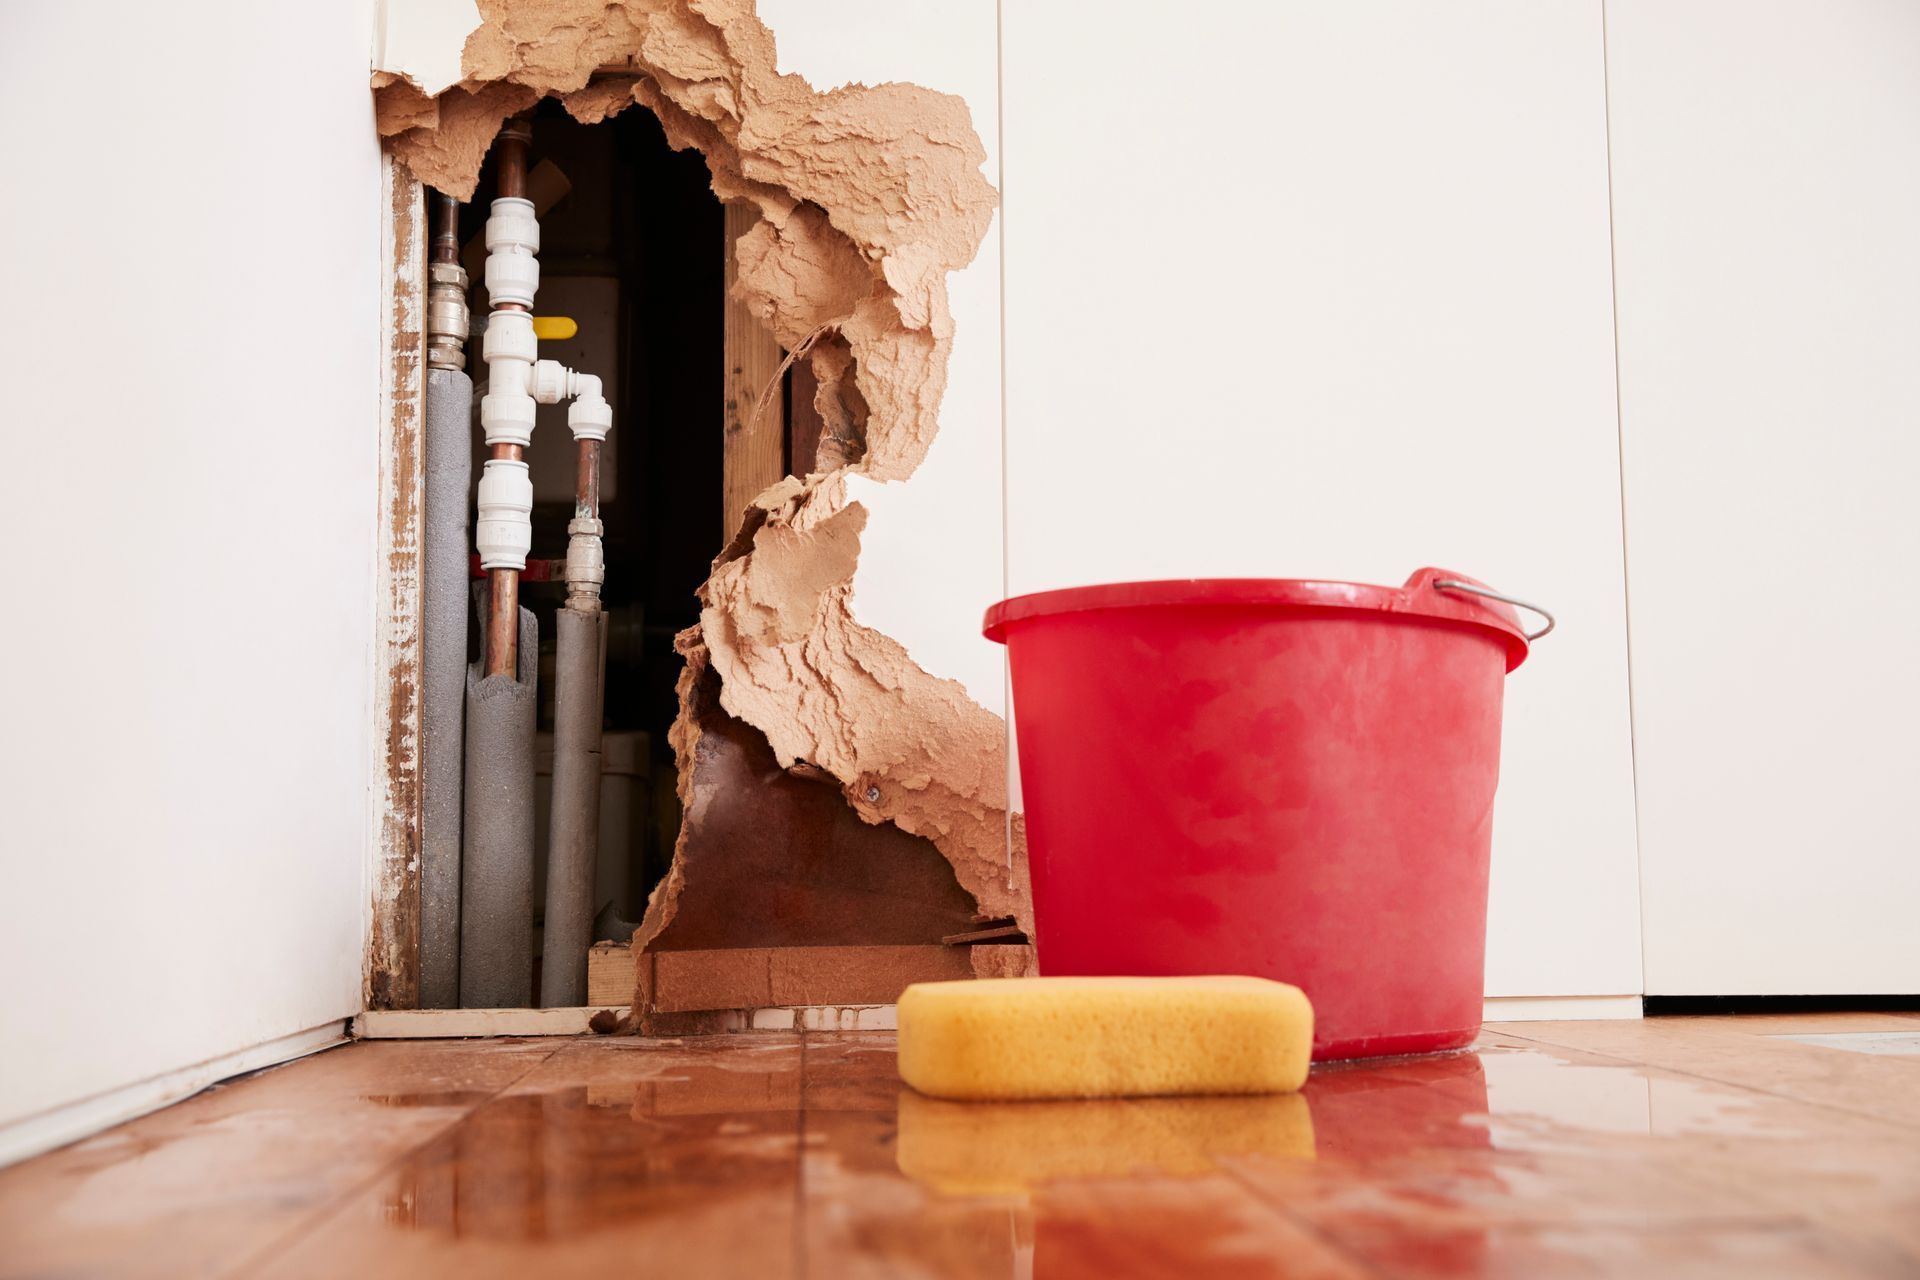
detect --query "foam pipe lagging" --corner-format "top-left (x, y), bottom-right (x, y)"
top-left (539, 606), bottom-right (608, 1008)
top-left (459, 605), bottom-right (539, 1009)
top-left (420, 367), bottom-right (473, 1010)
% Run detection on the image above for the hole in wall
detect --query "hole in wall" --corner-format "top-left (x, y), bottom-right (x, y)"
top-left (459, 101), bottom-right (730, 937)
top-left (378, 1), bottom-right (1029, 1013)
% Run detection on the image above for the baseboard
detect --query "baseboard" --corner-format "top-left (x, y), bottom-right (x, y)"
top-left (1483, 995), bottom-right (1642, 1022)
top-left (354, 1006), bottom-right (628, 1038)
top-left (354, 1004), bottom-right (899, 1038)
top-left (0, 1020), bottom-right (348, 1168)
top-left (1645, 994), bottom-right (1920, 1016)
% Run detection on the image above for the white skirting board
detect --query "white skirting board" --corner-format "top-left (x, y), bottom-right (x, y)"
top-left (354, 1006), bottom-right (626, 1038)
top-left (0, 1020), bottom-right (348, 1169)
top-left (353, 1004), bottom-right (899, 1038)
top-left (1484, 995), bottom-right (1642, 1022)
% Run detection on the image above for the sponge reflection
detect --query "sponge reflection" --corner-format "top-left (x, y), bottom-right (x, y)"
top-left (895, 1090), bottom-right (1316, 1195)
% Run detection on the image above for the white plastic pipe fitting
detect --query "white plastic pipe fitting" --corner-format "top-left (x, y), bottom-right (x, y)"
top-left (475, 459), bottom-right (534, 570)
top-left (569, 386), bottom-right (612, 443)
top-left (530, 359), bottom-right (570, 405)
top-left (479, 309), bottom-right (537, 450)
top-left (474, 194), bottom-right (614, 576)
top-left (483, 196), bottom-right (540, 308)
top-left (476, 194), bottom-right (542, 573)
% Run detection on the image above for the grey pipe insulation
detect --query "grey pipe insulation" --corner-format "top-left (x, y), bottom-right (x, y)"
top-left (419, 367), bottom-right (473, 1009)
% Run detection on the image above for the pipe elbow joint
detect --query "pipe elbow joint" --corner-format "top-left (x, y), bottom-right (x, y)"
top-left (568, 390), bottom-right (611, 442)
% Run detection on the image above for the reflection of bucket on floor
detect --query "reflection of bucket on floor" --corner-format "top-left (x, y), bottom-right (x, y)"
top-left (1306, 1051), bottom-right (1493, 1157)
top-left (985, 568), bottom-right (1546, 1061)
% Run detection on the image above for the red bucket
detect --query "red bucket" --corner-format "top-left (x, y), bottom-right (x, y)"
top-left (984, 568), bottom-right (1546, 1061)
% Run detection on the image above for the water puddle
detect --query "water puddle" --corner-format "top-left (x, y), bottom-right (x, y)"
top-left (1475, 1046), bottom-right (1795, 1148)
top-left (1771, 1031), bottom-right (1920, 1057)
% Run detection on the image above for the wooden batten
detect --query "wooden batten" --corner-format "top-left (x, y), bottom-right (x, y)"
top-left (721, 201), bottom-right (788, 540)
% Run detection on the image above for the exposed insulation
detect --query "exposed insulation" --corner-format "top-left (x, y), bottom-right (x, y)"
top-left (375, 0), bottom-right (1030, 1010)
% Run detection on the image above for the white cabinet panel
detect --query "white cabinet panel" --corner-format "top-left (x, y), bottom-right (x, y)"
top-left (1608, 0), bottom-right (1920, 994)
top-left (1000, 2), bottom-right (1642, 997)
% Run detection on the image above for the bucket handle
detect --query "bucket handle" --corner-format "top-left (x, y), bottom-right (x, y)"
top-left (1432, 579), bottom-right (1556, 642)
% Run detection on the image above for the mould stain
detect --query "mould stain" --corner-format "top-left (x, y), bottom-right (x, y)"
top-left (371, 159), bottom-right (428, 1010)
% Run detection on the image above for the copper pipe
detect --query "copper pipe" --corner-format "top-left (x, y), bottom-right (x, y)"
top-left (574, 440), bottom-right (601, 522)
top-left (482, 114), bottom-right (534, 679)
top-left (484, 435), bottom-right (526, 677)
top-left (430, 191), bottom-right (460, 265)
top-left (491, 126), bottom-right (531, 318)
top-left (485, 567), bottom-right (521, 678)
top-left (497, 119), bottom-right (529, 200)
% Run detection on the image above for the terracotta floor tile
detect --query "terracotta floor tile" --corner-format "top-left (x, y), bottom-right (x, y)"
top-left (5, 1018), bottom-right (1918, 1278)
top-left (1226, 1031), bottom-right (1920, 1276)
top-left (795, 1034), bottom-right (1362, 1279)
top-left (0, 1039), bottom-right (561, 1280)
top-left (247, 1035), bottom-right (805, 1279)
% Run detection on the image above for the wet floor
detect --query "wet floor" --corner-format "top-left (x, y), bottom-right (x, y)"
top-left (2, 1014), bottom-right (1918, 1277)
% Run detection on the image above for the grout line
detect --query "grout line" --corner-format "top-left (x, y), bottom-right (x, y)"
top-left (1597, 0), bottom-right (1651, 1002)
top-left (220, 1040), bottom-right (569, 1279)
top-left (1216, 1162), bottom-right (1387, 1277)
top-left (792, 1031), bottom-right (810, 1280)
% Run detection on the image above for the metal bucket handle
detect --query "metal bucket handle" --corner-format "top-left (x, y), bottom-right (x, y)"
top-left (1432, 578), bottom-right (1556, 642)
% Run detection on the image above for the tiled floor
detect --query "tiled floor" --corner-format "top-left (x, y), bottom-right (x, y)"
top-left (3, 1014), bottom-right (1918, 1277)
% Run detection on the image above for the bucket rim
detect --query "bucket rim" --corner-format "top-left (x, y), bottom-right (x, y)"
top-left (982, 568), bottom-right (1530, 671)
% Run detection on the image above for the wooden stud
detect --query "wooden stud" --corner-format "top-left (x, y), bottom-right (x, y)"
top-left (789, 351), bottom-right (826, 477)
top-left (588, 941), bottom-right (637, 1008)
top-left (722, 201), bottom-right (787, 540)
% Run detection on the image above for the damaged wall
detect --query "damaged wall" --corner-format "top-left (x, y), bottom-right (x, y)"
top-left (372, 0), bottom-right (1026, 1003)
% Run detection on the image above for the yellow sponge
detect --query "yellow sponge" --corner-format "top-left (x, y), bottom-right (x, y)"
top-left (895, 975), bottom-right (1312, 1101)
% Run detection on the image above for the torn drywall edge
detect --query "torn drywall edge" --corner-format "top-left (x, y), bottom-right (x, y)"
top-left (372, 0), bottom-right (486, 99)
top-left (371, 0), bottom-right (1031, 1010)
top-left (754, 0), bottom-right (1011, 718)
top-left (693, 482), bottom-right (1030, 932)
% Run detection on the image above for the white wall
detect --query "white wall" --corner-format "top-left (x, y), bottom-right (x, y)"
top-left (0, 0), bottom-right (382, 1134)
top-left (1608, 0), bottom-right (1920, 995)
top-left (999, 1), bottom-right (1645, 998)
